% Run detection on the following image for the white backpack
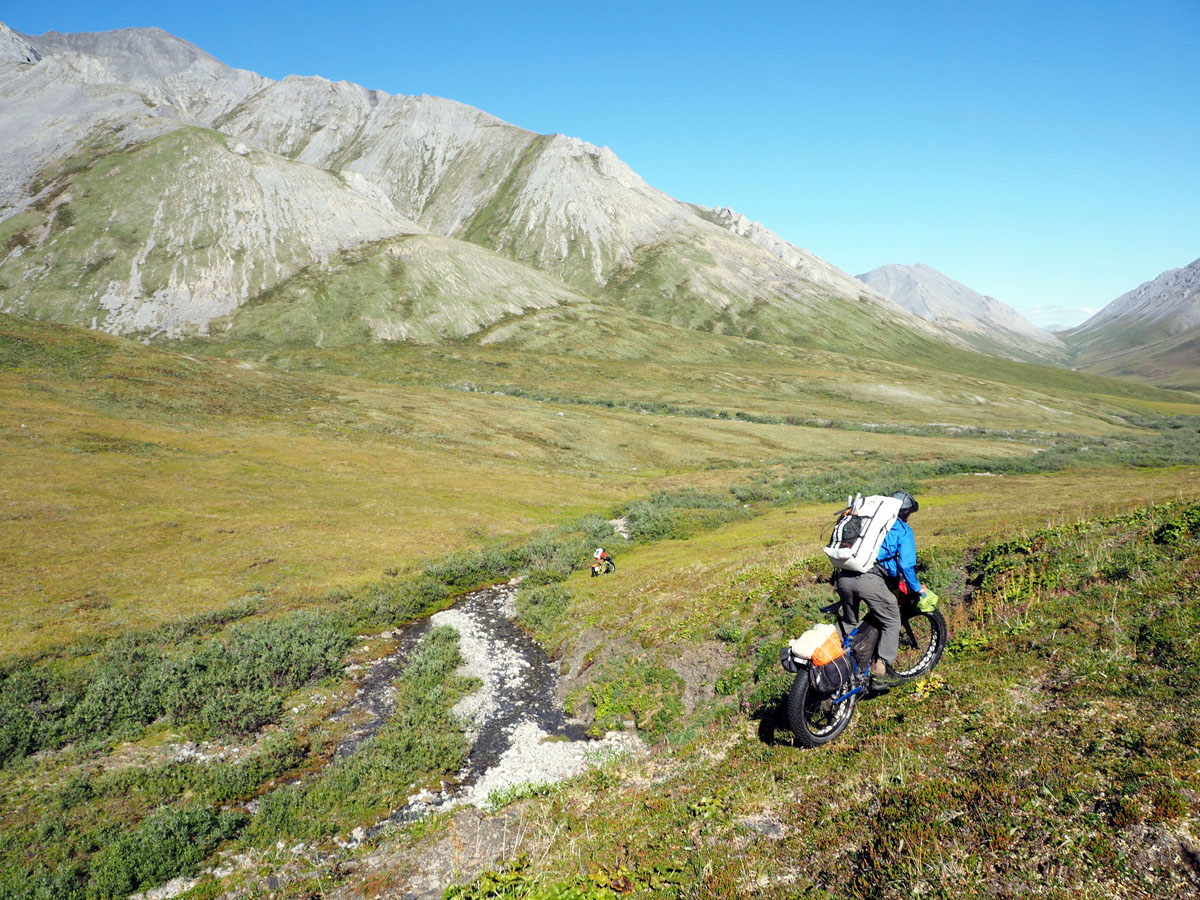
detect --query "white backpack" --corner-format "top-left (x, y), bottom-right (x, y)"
top-left (823, 493), bottom-right (902, 573)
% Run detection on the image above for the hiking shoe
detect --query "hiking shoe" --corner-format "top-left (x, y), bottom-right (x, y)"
top-left (870, 660), bottom-right (904, 688)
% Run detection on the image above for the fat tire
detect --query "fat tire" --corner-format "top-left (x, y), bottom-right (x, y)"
top-left (786, 672), bottom-right (856, 748)
top-left (892, 608), bottom-right (947, 679)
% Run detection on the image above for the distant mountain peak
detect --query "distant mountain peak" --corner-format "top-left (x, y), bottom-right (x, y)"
top-left (858, 263), bottom-right (1068, 364)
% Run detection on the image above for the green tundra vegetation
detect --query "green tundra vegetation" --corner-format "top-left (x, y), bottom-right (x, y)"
top-left (450, 498), bottom-right (1200, 900)
top-left (1, 311), bottom-right (1199, 899)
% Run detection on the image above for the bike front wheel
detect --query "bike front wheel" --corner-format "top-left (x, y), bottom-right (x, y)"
top-left (787, 672), bottom-right (857, 748)
top-left (892, 608), bottom-right (947, 679)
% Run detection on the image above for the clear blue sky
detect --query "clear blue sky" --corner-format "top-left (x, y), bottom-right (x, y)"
top-left (8, 1), bottom-right (1199, 328)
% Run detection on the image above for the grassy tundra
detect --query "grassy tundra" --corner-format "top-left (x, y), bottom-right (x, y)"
top-left (1, 312), bottom-right (1199, 899)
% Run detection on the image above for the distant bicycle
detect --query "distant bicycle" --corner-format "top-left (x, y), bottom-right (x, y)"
top-left (590, 548), bottom-right (616, 577)
top-left (780, 594), bottom-right (946, 747)
top-left (590, 558), bottom-right (616, 577)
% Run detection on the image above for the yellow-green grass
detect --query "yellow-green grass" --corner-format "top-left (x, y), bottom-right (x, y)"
top-left (558, 466), bottom-right (1200, 651)
top-left (4, 314), bottom-right (1197, 658)
top-left (1, 336), bottom-right (1031, 657)
top-left (4, 313), bottom-right (1199, 900)
top-left (195, 305), bottom-right (1200, 436)
top-left (316, 372), bottom-right (1025, 478)
top-left (0, 401), bottom-right (589, 656)
top-left (445, 489), bottom-right (1200, 899)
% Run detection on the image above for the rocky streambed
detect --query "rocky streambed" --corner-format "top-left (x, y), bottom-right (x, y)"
top-left (334, 582), bottom-right (640, 827)
top-left (138, 582), bottom-right (638, 900)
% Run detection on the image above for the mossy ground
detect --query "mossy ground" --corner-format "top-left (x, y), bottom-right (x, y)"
top-left (10, 312), bottom-right (1151, 656)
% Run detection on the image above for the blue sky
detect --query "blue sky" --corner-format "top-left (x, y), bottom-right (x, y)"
top-left (8, 1), bottom-right (1198, 328)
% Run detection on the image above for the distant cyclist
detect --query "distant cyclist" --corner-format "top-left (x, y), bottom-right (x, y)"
top-left (591, 548), bottom-right (615, 576)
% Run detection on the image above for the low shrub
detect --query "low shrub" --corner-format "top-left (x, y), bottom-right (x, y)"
top-left (0, 612), bottom-right (351, 765)
top-left (0, 668), bottom-right (75, 765)
top-left (1153, 504), bottom-right (1200, 546)
top-left (621, 489), bottom-right (742, 542)
top-left (248, 625), bottom-right (472, 843)
top-left (157, 598), bottom-right (261, 643)
top-left (64, 637), bottom-right (166, 741)
top-left (352, 574), bottom-right (452, 628)
top-left (623, 498), bottom-right (688, 540)
top-left (85, 805), bottom-right (246, 900)
top-left (159, 611), bottom-right (351, 738)
top-left (515, 583), bottom-right (571, 643)
top-left (579, 657), bottom-right (685, 738)
top-left (423, 547), bottom-right (512, 592)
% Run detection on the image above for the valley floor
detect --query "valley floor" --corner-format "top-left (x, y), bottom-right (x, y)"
top-left (3, 316), bottom-right (1200, 899)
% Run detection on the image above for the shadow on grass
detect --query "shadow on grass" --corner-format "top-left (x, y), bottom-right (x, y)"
top-left (754, 697), bottom-right (794, 747)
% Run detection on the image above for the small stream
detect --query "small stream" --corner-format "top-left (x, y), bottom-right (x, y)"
top-left (329, 619), bottom-right (433, 759)
top-left (160, 582), bottom-right (639, 900)
top-left (330, 581), bottom-right (615, 829)
top-left (430, 583), bottom-right (589, 776)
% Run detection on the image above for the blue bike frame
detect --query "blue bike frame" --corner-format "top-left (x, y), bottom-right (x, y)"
top-left (826, 601), bottom-right (870, 705)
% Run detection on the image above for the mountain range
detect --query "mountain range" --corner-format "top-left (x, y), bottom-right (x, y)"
top-left (1063, 257), bottom-right (1200, 389)
top-left (0, 20), bottom-right (955, 357)
top-left (1, 20), bottom-right (1198, 391)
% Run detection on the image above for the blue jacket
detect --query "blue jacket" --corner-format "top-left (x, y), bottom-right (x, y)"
top-left (877, 519), bottom-right (922, 595)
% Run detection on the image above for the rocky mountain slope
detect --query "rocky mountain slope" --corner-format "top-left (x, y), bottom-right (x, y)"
top-left (0, 20), bottom-right (963, 354)
top-left (1063, 257), bottom-right (1200, 389)
top-left (857, 263), bottom-right (1069, 364)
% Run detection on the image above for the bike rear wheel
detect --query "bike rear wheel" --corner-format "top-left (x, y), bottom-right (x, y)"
top-left (892, 608), bottom-right (947, 678)
top-left (787, 672), bottom-right (857, 747)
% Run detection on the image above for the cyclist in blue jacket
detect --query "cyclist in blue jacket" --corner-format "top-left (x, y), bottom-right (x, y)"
top-left (871, 491), bottom-right (928, 684)
top-left (834, 491), bottom-right (927, 687)
top-left (878, 493), bottom-right (924, 597)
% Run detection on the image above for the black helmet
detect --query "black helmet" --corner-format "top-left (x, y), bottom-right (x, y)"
top-left (892, 491), bottom-right (918, 517)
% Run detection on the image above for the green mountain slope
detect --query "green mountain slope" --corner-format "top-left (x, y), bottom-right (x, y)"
top-left (2, 21), bottom-right (983, 362)
top-left (1066, 322), bottom-right (1200, 392)
top-left (0, 127), bottom-right (417, 337)
top-left (213, 233), bottom-right (594, 346)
